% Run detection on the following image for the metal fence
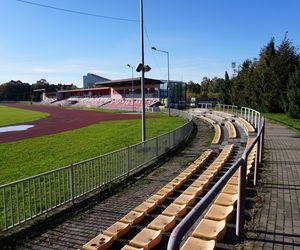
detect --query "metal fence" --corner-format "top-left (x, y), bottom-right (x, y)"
top-left (168, 105), bottom-right (265, 250)
top-left (0, 109), bottom-right (193, 231)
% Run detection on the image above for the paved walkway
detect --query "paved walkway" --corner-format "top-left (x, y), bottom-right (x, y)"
top-left (244, 121), bottom-right (300, 250)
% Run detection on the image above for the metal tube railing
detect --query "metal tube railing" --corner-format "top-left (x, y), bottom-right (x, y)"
top-left (0, 109), bottom-right (193, 231)
top-left (168, 106), bottom-right (265, 250)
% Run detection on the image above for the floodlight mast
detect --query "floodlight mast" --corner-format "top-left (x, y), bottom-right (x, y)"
top-left (152, 46), bottom-right (170, 116)
top-left (127, 64), bottom-right (135, 112)
top-left (140, 0), bottom-right (146, 142)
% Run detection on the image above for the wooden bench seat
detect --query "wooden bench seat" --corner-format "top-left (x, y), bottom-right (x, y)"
top-left (103, 221), bottom-right (130, 237)
top-left (191, 179), bottom-right (209, 188)
top-left (83, 233), bottom-right (113, 250)
top-left (120, 211), bottom-right (145, 225)
top-left (174, 193), bottom-right (196, 206)
top-left (192, 219), bottom-right (226, 241)
top-left (228, 176), bottom-right (238, 185)
top-left (222, 184), bottom-right (238, 195)
top-left (162, 203), bottom-right (187, 218)
top-left (147, 214), bottom-right (176, 232)
top-left (134, 201), bottom-right (156, 214)
top-left (204, 204), bottom-right (234, 221)
top-left (129, 228), bottom-right (162, 250)
top-left (156, 187), bottom-right (174, 197)
top-left (121, 245), bottom-right (143, 250)
top-left (237, 117), bottom-right (255, 133)
top-left (180, 237), bottom-right (215, 250)
top-left (146, 194), bottom-right (166, 205)
top-left (212, 124), bottom-right (221, 144)
top-left (214, 193), bottom-right (238, 206)
top-left (183, 186), bottom-right (204, 196)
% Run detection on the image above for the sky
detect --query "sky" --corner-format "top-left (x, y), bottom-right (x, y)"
top-left (0, 0), bottom-right (299, 87)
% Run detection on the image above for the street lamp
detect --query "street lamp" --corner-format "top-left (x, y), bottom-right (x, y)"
top-left (127, 64), bottom-right (135, 112)
top-left (152, 46), bottom-right (170, 116)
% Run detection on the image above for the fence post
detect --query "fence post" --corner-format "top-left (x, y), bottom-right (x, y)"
top-left (254, 138), bottom-right (261, 186)
top-left (156, 136), bottom-right (159, 157)
top-left (236, 158), bottom-right (247, 237)
top-left (69, 164), bottom-right (74, 204)
top-left (126, 146), bottom-right (130, 176)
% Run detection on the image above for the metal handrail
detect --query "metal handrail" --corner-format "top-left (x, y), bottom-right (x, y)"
top-left (167, 106), bottom-right (265, 250)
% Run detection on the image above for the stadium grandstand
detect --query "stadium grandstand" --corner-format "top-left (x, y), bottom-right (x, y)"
top-left (41, 77), bottom-right (165, 111)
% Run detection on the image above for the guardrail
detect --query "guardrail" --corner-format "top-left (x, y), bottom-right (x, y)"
top-left (0, 109), bottom-right (193, 231)
top-left (168, 105), bottom-right (265, 250)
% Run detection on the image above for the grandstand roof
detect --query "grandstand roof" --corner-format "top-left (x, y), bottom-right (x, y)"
top-left (57, 87), bottom-right (110, 93)
top-left (95, 77), bottom-right (162, 87)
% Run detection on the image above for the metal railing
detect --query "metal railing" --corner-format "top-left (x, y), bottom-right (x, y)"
top-left (0, 109), bottom-right (193, 231)
top-left (217, 103), bottom-right (239, 114)
top-left (168, 105), bottom-right (265, 250)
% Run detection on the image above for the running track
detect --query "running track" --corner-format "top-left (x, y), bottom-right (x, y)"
top-left (0, 104), bottom-right (143, 143)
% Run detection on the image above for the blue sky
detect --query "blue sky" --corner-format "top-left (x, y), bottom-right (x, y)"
top-left (0, 0), bottom-right (299, 87)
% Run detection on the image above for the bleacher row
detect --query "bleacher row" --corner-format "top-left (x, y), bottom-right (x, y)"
top-left (83, 144), bottom-right (235, 250)
top-left (181, 138), bottom-right (256, 249)
top-left (101, 99), bottom-right (158, 110)
top-left (42, 97), bottom-right (159, 110)
top-left (82, 110), bottom-right (257, 250)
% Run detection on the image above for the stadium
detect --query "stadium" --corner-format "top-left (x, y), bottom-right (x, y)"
top-left (0, 1), bottom-right (300, 250)
top-left (41, 77), bottom-right (187, 111)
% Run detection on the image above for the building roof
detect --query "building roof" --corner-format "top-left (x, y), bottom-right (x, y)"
top-left (57, 87), bottom-right (110, 93)
top-left (95, 77), bottom-right (162, 87)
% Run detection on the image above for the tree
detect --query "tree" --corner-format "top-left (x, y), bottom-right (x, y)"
top-left (0, 80), bottom-right (31, 101)
top-left (219, 71), bottom-right (231, 104)
top-left (287, 64), bottom-right (300, 118)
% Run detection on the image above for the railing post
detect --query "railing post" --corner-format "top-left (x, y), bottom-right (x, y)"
top-left (259, 128), bottom-right (263, 163)
top-left (69, 164), bottom-right (74, 204)
top-left (156, 136), bottom-right (159, 156)
top-left (126, 146), bottom-right (130, 176)
top-left (173, 130), bottom-right (176, 148)
top-left (236, 158), bottom-right (246, 237)
top-left (254, 138), bottom-right (260, 186)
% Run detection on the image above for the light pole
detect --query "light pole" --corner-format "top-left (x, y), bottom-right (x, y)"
top-left (140, 0), bottom-right (146, 142)
top-left (127, 64), bottom-right (135, 112)
top-left (152, 46), bottom-right (170, 116)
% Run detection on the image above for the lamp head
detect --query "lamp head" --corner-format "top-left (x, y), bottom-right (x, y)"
top-left (151, 47), bottom-right (157, 50)
top-left (136, 63), bottom-right (143, 72)
top-left (144, 65), bottom-right (151, 72)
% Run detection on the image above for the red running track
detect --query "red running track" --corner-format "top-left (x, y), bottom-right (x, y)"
top-left (0, 104), bottom-right (144, 143)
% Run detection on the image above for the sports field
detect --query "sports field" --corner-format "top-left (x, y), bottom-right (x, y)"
top-left (0, 105), bottom-right (48, 126)
top-left (0, 104), bottom-right (186, 185)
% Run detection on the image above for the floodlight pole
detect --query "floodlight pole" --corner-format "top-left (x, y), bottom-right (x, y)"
top-left (127, 64), bottom-right (135, 112)
top-left (151, 47), bottom-right (170, 116)
top-left (140, 0), bottom-right (146, 142)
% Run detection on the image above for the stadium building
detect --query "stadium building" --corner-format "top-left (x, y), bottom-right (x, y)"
top-left (83, 73), bottom-right (110, 89)
top-left (42, 77), bottom-right (187, 111)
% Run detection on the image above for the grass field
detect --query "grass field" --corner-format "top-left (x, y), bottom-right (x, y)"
top-left (263, 113), bottom-right (300, 132)
top-left (0, 112), bottom-right (186, 185)
top-left (0, 105), bottom-right (49, 126)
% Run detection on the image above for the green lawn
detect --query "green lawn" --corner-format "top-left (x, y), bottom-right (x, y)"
top-left (0, 113), bottom-right (186, 184)
top-left (0, 105), bottom-right (49, 126)
top-left (263, 113), bottom-right (300, 132)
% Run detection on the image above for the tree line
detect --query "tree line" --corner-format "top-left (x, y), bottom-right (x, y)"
top-left (0, 79), bottom-right (77, 102)
top-left (187, 34), bottom-right (300, 118)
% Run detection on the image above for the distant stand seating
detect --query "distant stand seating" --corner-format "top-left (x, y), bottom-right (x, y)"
top-left (101, 99), bottom-right (159, 111)
top-left (44, 97), bottom-right (159, 110)
top-left (41, 98), bottom-right (57, 104)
